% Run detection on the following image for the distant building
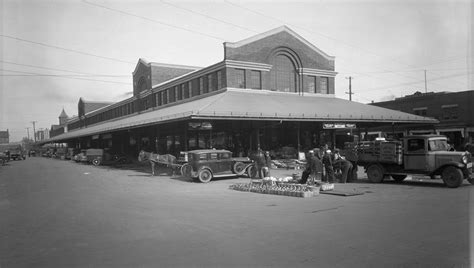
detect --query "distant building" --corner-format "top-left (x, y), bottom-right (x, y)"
top-left (371, 90), bottom-right (474, 150)
top-left (50, 108), bottom-right (69, 138)
top-left (36, 129), bottom-right (50, 141)
top-left (0, 129), bottom-right (9, 144)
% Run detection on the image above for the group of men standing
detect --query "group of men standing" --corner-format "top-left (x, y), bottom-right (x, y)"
top-left (302, 146), bottom-right (354, 184)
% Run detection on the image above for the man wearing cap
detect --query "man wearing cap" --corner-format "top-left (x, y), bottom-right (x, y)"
top-left (332, 149), bottom-right (353, 183)
top-left (321, 146), bottom-right (335, 184)
top-left (301, 150), bottom-right (322, 184)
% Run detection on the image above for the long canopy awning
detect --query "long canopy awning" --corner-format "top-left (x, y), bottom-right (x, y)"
top-left (41, 88), bottom-right (438, 143)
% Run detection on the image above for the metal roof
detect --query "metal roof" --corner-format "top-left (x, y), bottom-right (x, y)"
top-left (42, 89), bottom-right (438, 143)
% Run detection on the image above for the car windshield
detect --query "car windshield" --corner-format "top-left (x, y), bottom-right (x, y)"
top-left (429, 139), bottom-right (449, 151)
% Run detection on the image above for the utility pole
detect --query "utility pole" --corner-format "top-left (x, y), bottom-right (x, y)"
top-left (31, 121), bottom-right (37, 142)
top-left (345, 76), bottom-right (354, 101)
top-left (424, 70), bottom-right (427, 93)
top-left (25, 127), bottom-right (30, 140)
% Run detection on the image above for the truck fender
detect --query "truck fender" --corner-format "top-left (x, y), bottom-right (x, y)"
top-left (433, 162), bottom-right (465, 175)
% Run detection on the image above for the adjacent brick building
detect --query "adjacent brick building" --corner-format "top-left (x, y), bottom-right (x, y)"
top-left (371, 90), bottom-right (474, 150)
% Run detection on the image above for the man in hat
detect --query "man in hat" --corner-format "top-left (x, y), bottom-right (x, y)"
top-left (301, 150), bottom-right (322, 184)
top-left (321, 146), bottom-right (335, 184)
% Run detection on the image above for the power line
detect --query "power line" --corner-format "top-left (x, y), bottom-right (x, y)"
top-left (0, 34), bottom-right (135, 65)
top-left (0, 68), bottom-right (131, 85)
top-left (160, 0), bottom-right (257, 34)
top-left (0, 60), bottom-right (129, 77)
top-left (82, 0), bottom-right (225, 41)
top-left (338, 67), bottom-right (471, 75)
top-left (358, 71), bottom-right (474, 93)
top-left (224, 0), bottom-right (467, 91)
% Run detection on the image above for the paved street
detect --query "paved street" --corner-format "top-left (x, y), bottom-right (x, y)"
top-left (1, 157), bottom-right (472, 267)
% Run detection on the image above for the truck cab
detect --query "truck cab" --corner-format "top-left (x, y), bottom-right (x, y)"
top-left (346, 135), bottom-right (473, 188)
top-left (401, 135), bottom-right (472, 187)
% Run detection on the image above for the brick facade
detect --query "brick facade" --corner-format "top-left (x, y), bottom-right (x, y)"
top-left (372, 90), bottom-right (474, 149)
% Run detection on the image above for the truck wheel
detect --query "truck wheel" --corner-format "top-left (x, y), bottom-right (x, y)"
top-left (442, 166), bottom-right (463, 188)
top-left (92, 158), bottom-right (101, 166)
top-left (367, 164), bottom-right (384, 183)
top-left (391, 175), bottom-right (407, 182)
top-left (198, 169), bottom-right (212, 183)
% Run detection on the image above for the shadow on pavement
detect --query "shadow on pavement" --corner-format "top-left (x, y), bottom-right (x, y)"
top-left (346, 178), bottom-right (473, 188)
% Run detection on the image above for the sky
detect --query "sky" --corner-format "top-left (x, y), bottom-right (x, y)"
top-left (1, 0), bottom-right (473, 142)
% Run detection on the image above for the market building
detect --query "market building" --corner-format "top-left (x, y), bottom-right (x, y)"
top-left (370, 90), bottom-right (474, 150)
top-left (41, 26), bottom-right (437, 158)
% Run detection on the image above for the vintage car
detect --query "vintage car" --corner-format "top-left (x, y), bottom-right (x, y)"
top-left (73, 149), bottom-right (87, 163)
top-left (182, 149), bottom-right (255, 183)
top-left (76, 148), bottom-right (104, 166)
top-left (66, 148), bottom-right (81, 160)
top-left (53, 147), bottom-right (68, 159)
top-left (74, 148), bottom-right (129, 166)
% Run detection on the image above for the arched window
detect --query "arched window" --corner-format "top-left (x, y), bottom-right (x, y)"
top-left (271, 54), bottom-right (297, 92)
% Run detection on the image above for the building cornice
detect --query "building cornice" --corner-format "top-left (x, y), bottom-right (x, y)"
top-left (299, 68), bottom-right (337, 77)
top-left (224, 25), bottom-right (335, 61)
top-left (224, 60), bottom-right (272, 72)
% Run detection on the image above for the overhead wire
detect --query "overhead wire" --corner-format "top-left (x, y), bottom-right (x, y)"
top-left (223, 0), bottom-right (468, 93)
top-left (0, 34), bottom-right (135, 65)
top-left (160, 0), bottom-right (258, 34)
top-left (82, 0), bottom-right (225, 41)
top-left (358, 71), bottom-right (473, 93)
top-left (1, 68), bottom-right (131, 85)
top-left (0, 60), bottom-right (130, 77)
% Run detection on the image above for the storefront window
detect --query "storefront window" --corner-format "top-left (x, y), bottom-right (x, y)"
top-left (187, 81), bottom-right (192, 98)
top-left (442, 104), bottom-right (459, 120)
top-left (272, 54), bottom-right (296, 92)
top-left (162, 90), bottom-right (168, 105)
top-left (319, 77), bottom-right (328, 94)
top-left (199, 77), bottom-right (204, 94)
top-left (304, 75), bottom-right (316, 93)
top-left (235, 69), bottom-right (246, 88)
top-left (217, 70), bottom-right (222, 90)
top-left (177, 85), bottom-right (182, 100)
top-left (208, 73), bottom-right (214, 92)
top-left (170, 87), bottom-right (177, 103)
top-left (249, 70), bottom-right (261, 89)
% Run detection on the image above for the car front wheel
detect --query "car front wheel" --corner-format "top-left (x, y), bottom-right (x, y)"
top-left (198, 169), bottom-right (212, 183)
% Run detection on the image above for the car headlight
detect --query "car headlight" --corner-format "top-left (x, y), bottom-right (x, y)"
top-left (462, 155), bottom-right (468, 164)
